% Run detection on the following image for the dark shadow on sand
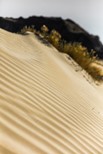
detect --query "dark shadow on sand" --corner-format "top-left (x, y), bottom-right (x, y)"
top-left (35, 34), bottom-right (52, 47)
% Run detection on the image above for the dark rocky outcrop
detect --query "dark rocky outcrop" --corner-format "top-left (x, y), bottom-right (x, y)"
top-left (0, 16), bottom-right (103, 59)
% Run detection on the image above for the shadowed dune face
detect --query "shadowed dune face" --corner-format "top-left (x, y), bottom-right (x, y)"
top-left (0, 29), bottom-right (103, 154)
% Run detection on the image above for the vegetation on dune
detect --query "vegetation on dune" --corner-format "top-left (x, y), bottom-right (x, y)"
top-left (20, 25), bottom-right (36, 34)
top-left (20, 25), bottom-right (103, 82)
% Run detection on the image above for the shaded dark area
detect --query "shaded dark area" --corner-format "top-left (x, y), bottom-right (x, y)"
top-left (35, 34), bottom-right (52, 47)
top-left (0, 16), bottom-right (103, 59)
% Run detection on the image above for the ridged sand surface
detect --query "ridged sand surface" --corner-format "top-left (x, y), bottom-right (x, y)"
top-left (0, 29), bottom-right (103, 154)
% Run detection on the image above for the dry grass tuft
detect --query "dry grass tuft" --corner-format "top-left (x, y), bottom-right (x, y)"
top-left (20, 25), bottom-right (103, 82)
top-left (61, 43), bottom-right (103, 81)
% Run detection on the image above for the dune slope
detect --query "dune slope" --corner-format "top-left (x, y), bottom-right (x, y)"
top-left (0, 29), bottom-right (103, 154)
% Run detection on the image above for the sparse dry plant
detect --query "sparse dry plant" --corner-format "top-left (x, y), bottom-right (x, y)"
top-left (48, 29), bottom-right (61, 48)
top-left (40, 25), bottom-right (49, 38)
top-left (19, 25), bottom-right (103, 82)
top-left (62, 42), bottom-right (102, 81)
top-left (20, 25), bottom-right (36, 34)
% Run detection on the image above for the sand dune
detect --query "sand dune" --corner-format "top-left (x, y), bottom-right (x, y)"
top-left (0, 29), bottom-right (103, 154)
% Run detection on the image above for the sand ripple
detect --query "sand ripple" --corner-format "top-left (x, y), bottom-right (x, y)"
top-left (0, 29), bottom-right (103, 154)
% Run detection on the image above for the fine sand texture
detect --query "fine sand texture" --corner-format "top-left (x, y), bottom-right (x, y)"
top-left (0, 29), bottom-right (103, 154)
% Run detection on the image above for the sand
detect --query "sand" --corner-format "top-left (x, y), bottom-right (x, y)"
top-left (0, 29), bottom-right (103, 154)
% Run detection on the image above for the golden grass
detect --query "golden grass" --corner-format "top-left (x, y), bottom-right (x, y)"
top-left (20, 25), bottom-right (103, 82)
top-left (60, 43), bottom-right (103, 82)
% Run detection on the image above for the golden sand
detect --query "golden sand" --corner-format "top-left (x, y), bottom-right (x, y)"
top-left (0, 29), bottom-right (103, 154)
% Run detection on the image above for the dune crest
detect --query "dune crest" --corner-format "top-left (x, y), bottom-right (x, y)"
top-left (0, 29), bottom-right (103, 154)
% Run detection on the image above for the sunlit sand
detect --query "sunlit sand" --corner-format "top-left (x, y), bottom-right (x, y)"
top-left (0, 29), bottom-right (103, 154)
